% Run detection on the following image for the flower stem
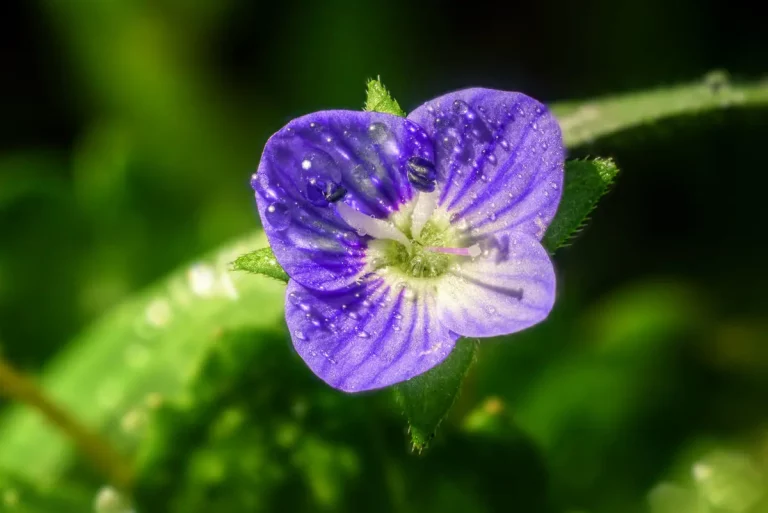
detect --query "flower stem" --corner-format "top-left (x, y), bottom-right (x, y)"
top-left (0, 355), bottom-right (133, 490)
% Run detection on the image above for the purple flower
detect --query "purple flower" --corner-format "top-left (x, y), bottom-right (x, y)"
top-left (253, 88), bottom-right (564, 392)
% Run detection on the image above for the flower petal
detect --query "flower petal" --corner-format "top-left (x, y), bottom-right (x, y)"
top-left (407, 88), bottom-right (565, 240)
top-left (435, 230), bottom-right (556, 338)
top-left (255, 111), bottom-right (434, 291)
top-left (285, 277), bottom-right (458, 392)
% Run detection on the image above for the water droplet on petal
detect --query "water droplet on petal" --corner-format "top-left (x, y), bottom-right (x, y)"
top-left (455, 143), bottom-right (475, 164)
top-left (368, 122), bottom-right (391, 144)
top-left (266, 203), bottom-right (290, 231)
top-left (293, 330), bottom-right (307, 341)
top-left (302, 151), bottom-right (341, 182)
top-left (452, 99), bottom-right (470, 115)
top-left (357, 329), bottom-right (370, 338)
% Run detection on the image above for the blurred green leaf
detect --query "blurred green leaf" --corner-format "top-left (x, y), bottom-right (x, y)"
top-left (691, 450), bottom-right (765, 512)
top-left (231, 248), bottom-right (289, 283)
top-left (133, 325), bottom-right (552, 513)
top-left (0, 471), bottom-right (92, 513)
top-left (542, 158), bottom-right (619, 252)
top-left (364, 78), bottom-right (406, 117)
top-left (553, 75), bottom-right (768, 147)
top-left (647, 483), bottom-right (706, 513)
top-left (0, 153), bottom-right (68, 210)
top-left (0, 233), bottom-right (286, 484)
top-left (393, 339), bottom-right (478, 451)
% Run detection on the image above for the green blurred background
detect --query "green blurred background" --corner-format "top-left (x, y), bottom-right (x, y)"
top-left (1, 1), bottom-right (767, 512)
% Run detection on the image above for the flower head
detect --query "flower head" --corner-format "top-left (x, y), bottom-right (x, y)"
top-left (253, 88), bottom-right (564, 392)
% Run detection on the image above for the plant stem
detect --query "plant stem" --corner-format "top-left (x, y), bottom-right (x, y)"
top-left (0, 355), bottom-right (133, 490)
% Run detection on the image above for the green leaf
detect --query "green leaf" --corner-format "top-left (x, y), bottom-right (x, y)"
top-left (133, 326), bottom-right (377, 512)
top-left (0, 233), bottom-right (287, 484)
top-left (0, 471), bottom-right (92, 513)
top-left (553, 73), bottom-right (768, 148)
top-left (231, 247), bottom-right (289, 283)
top-left (393, 339), bottom-right (478, 451)
top-left (542, 158), bottom-right (619, 252)
top-left (364, 77), bottom-right (406, 117)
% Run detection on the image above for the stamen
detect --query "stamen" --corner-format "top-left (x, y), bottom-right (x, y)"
top-left (425, 244), bottom-right (481, 258)
top-left (410, 191), bottom-right (438, 241)
top-left (406, 156), bottom-right (437, 192)
top-left (336, 201), bottom-right (411, 248)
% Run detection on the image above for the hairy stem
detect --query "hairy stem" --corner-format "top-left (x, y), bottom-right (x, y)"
top-left (0, 355), bottom-right (133, 490)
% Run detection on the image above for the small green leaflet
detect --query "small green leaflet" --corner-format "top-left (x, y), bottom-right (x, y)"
top-left (363, 77), bottom-right (406, 117)
top-left (542, 157), bottom-right (619, 252)
top-left (231, 247), bottom-right (289, 283)
top-left (393, 339), bottom-right (478, 451)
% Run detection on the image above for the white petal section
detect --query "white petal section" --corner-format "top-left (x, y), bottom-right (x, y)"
top-left (410, 191), bottom-right (439, 241)
top-left (336, 201), bottom-right (411, 248)
top-left (435, 230), bottom-right (556, 338)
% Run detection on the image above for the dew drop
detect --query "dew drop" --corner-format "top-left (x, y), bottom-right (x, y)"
top-left (455, 143), bottom-right (475, 164)
top-left (454, 218), bottom-right (470, 231)
top-left (266, 203), bottom-right (290, 231)
top-left (301, 151), bottom-right (341, 182)
top-left (500, 139), bottom-right (510, 151)
top-left (293, 330), bottom-right (307, 341)
top-left (357, 330), bottom-right (370, 338)
top-left (704, 69), bottom-right (730, 94)
top-left (94, 486), bottom-right (133, 513)
top-left (368, 122), bottom-right (391, 144)
top-left (452, 99), bottom-right (470, 115)
top-left (351, 163), bottom-right (371, 183)
top-left (486, 305), bottom-right (497, 315)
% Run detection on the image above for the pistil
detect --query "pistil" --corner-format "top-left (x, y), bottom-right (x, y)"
top-left (425, 244), bottom-right (481, 258)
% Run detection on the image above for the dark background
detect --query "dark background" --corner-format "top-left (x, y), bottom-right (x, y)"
top-left (1, 1), bottom-right (766, 512)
